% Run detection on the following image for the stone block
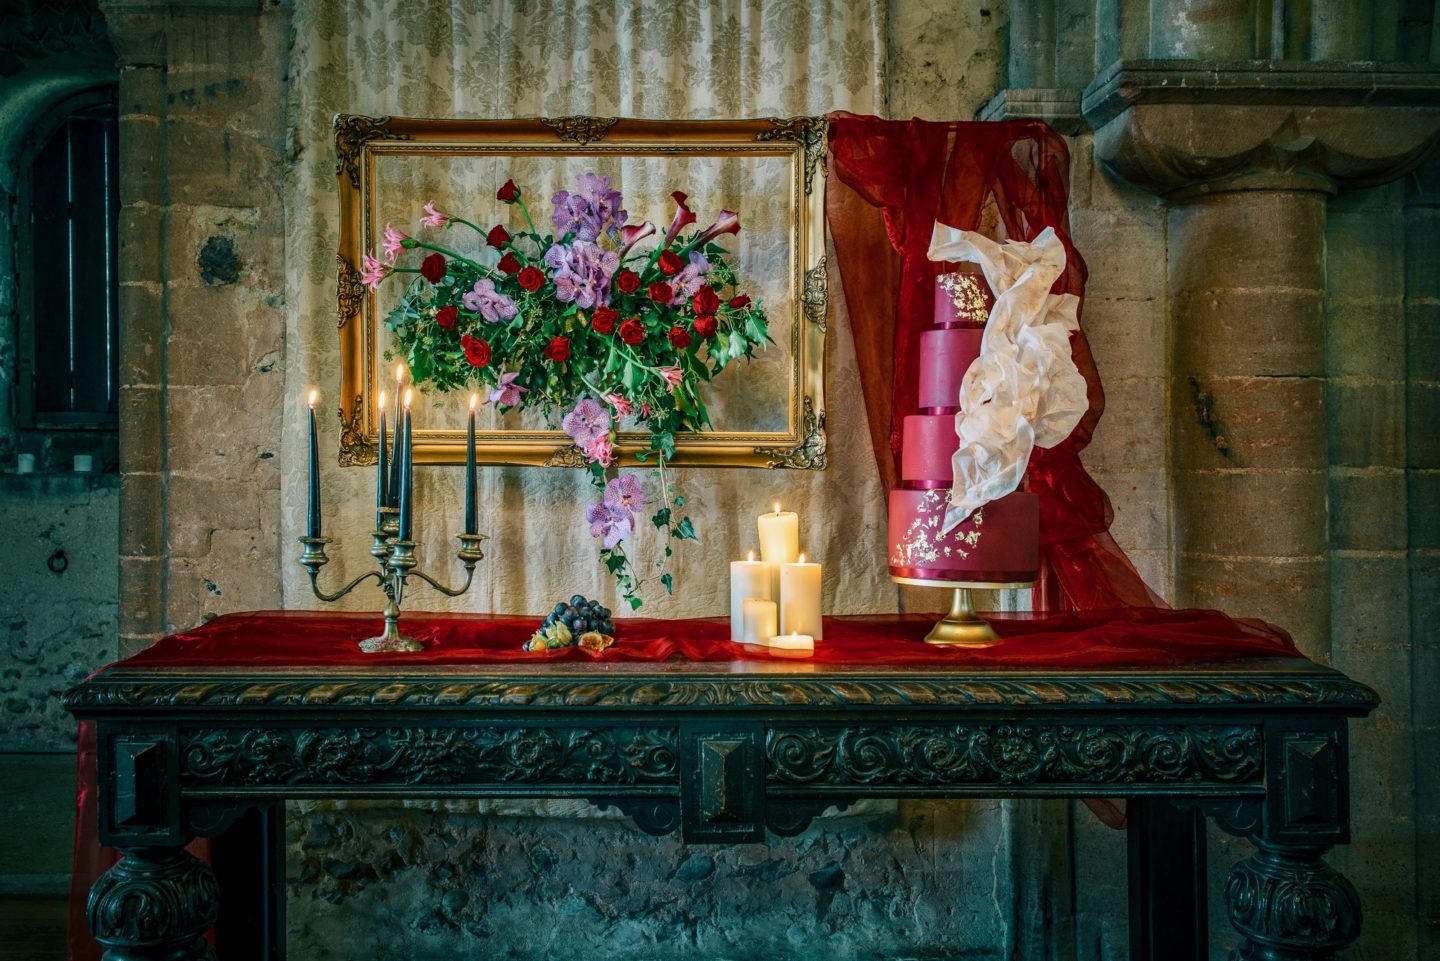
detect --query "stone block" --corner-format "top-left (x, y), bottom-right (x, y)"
top-left (1168, 193), bottom-right (1325, 295)
top-left (1328, 382), bottom-right (1405, 468)
top-left (1174, 470), bottom-right (1328, 558)
top-left (166, 385), bottom-right (281, 483)
top-left (1079, 296), bottom-right (1165, 381)
top-left (1404, 206), bottom-right (1440, 301)
top-left (1082, 377), bottom-right (1166, 472)
top-left (119, 203), bottom-right (165, 286)
top-left (0, 754), bottom-right (77, 874)
top-left (1172, 288), bottom-right (1325, 378)
top-left (1410, 472), bottom-right (1440, 551)
top-left (118, 283), bottom-right (163, 386)
top-left (117, 116), bottom-right (163, 206)
top-left (120, 471), bottom-right (164, 557)
top-left (1089, 470), bottom-right (1168, 552)
top-left (1176, 556), bottom-right (1329, 654)
top-left (118, 386), bottom-right (163, 474)
top-left (1329, 470), bottom-right (1407, 552)
top-left (1406, 300), bottom-right (1440, 383)
top-left (1410, 551), bottom-right (1440, 648)
top-left (1408, 382), bottom-right (1440, 469)
top-left (1330, 553), bottom-right (1411, 652)
top-left (1325, 208), bottom-right (1405, 303)
top-left (165, 285), bottom-right (285, 388)
top-left (119, 555), bottom-right (166, 637)
top-left (162, 121), bottom-right (283, 208)
top-left (1069, 210), bottom-right (1166, 300)
top-left (1173, 375), bottom-right (1326, 470)
top-left (1326, 301), bottom-right (1405, 381)
top-left (162, 65), bottom-right (289, 140)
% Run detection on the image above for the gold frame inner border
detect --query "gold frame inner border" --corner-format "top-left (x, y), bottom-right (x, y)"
top-left (334, 114), bottom-right (829, 470)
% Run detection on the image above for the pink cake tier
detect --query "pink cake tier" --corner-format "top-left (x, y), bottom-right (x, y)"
top-left (888, 488), bottom-right (1038, 583)
top-left (916, 326), bottom-right (983, 411)
top-left (901, 413), bottom-right (959, 485)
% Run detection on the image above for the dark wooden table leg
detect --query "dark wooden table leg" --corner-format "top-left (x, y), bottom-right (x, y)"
top-left (1128, 797), bottom-right (1208, 961)
top-left (86, 844), bottom-right (219, 960)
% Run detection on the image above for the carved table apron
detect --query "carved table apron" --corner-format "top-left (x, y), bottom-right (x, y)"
top-left (65, 656), bottom-right (1377, 960)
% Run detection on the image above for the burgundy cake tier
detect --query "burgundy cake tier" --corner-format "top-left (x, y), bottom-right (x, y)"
top-left (916, 326), bottom-right (983, 410)
top-left (887, 489), bottom-right (1038, 583)
top-left (901, 413), bottom-right (959, 485)
top-left (933, 271), bottom-right (990, 327)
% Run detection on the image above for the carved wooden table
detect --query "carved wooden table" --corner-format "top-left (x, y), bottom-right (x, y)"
top-left (64, 615), bottom-right (1377, 961)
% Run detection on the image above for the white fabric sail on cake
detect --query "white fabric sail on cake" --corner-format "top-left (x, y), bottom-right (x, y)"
top-left (926, 223), bottom-right (1088, 533)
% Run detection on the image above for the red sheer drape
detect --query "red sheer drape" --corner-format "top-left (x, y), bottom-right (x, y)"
top-left (826, 112), bottom-right (1164, 611)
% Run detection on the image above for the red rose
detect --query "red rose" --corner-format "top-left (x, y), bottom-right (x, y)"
top-left (543, 336), bottom-right (570, 362)
top-left (497, 179), bottom-right (520, 203)
top-left (461, 334), bottom-right (491, 367)
top-left (692, 285), bottom-right (720, 316)
top-left (486, 224), bottom-right (511, 249)
top-left (497, 252), bottom-right (522, 275)
top-left (435, 305), bottom-right (458, 330)
top-left (657, 250), bottom-right (683, 276)
top-left (592, 306), bottom-right (619, 334)
top-left (615, 269), bottom-right (640, 294)
top-left (420, 252), bottom-right (447, 284)
top-left (693, 314), bottom-right (717, 338)
top-left (618, 317), bottom-right (645, 345)
top-left (668, 325), bottom-right (691, 349)
top-left (647, 281), bottom-right (673, 303)
top-left (517, 266), bottom-right (545, 292)
top-left (729, 294), bottom-right (751, 310)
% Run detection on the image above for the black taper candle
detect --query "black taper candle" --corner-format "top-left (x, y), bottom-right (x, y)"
top-left (464, 396), bottom-right (477, 535)
top-left (397, 395), bottom-right (413, 541)
top-left (376, 394), bottom-right (388, 528)
top-left (306, 391), bottom-right (321, 538)
top-left (387, 367), bottom-right (404, 507)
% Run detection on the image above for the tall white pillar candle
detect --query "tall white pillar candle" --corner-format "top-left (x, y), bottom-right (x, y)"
top-left (757, 502), bottom-right (799, 565)
top-left (779, 553), bottom-right (822, 639)
top-left (741, 598), bottom-right (778, 645)
top-left (729, 551), bottom-right (774, 642)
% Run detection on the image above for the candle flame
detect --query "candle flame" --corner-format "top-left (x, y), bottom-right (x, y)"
top-left (395, 362), bottom-right (406, 383)
top-left (378, 390), bottom-right (386, 411)
top-left (773, 501), bottom-right (781, 514)
top-left (747, 550), bottom-right (754, 562)
top-left (469, 393), bottom-right (478, 412)
top-left (307, 389), bottom-right (317, 409)
top-left (403, 388), bottom-right (413, 409)
top-left (799, 552), bottom-right (807, 563)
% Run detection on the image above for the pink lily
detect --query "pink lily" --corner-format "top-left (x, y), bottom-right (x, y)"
top-left (382, 223), bottom-right (409, 260)
top-left (605, 393), bottom-right (636, 417)
top-left (360, 253), bottom-right (392, 290)
top-left (421, 201), bottom-right (449, 228)
top-left (660, 191), bottom-right (697, 247)
top-left (639, 403), bottom-right (653, 419)
top-left (691, 210), bottom-right (740, 248)
top-left (584, 435), bottom-right (616, 467)
top-left (487, 371), bottom-right (526, 407)
top-left (618, 221), bottom-right (655, 258)
top-left (658, 366), bottom-right (684, 392)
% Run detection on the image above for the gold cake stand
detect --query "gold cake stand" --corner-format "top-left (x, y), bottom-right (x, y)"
top-left (892, 575), bottom-right (1034, 647)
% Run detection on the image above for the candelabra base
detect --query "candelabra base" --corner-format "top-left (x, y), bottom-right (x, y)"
top-left (359, 631), bottom-right (424, 654)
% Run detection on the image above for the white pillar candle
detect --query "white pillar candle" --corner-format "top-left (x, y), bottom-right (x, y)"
top-left (729, 551), bottom-right (774, 642)
top-left (741, 598), bottom-right (778, 645)
top-left (779, 553), bottom-right (823, 639)
top-left (757, 502), bottom-right (799, 565)
top-left (771, 633), bottom-right (817, 656)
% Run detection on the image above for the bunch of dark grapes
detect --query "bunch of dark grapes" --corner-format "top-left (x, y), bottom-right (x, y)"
top-left (541, 595), bottom-right (615, 637)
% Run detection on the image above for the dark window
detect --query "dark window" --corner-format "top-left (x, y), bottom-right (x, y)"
top-left (18, 90), bottom-right (120, 428)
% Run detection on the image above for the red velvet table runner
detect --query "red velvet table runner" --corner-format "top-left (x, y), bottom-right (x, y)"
top-left (112, 607), bottom-right (1302, 671)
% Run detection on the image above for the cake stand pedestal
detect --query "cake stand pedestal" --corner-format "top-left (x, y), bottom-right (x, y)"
top-left (892, 576), bottom-right (1033, 647)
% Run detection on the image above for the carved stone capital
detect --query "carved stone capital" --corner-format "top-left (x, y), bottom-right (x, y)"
top-left (1225, 842), bottom-right (1361, 959)
top-left (1083, 60), bottom-right (1440, 200)
top-left (87, 847), bottom-right (219, 960)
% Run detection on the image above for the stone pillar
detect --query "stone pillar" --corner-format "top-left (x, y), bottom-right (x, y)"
top-left (1084, 61), bottom-right (1440, 657)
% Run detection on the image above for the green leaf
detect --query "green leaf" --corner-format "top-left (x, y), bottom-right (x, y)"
top-left (661, 572), bottom-right (673, 594)
top-left (627, 596), bottom-right (644, 611)
top-left (651, 507), bottom-right (672, 528)
top-left (675, 516), bottom-right (697, 541)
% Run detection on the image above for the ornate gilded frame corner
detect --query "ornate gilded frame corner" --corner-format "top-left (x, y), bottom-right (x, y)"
top-left (333, 114), bottom-right (828, 469)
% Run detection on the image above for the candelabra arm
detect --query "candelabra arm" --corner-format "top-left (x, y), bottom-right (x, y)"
top-left (308, 568), bottom-right (383, 604)
top-left (406, 565), bottom-right (475, 599)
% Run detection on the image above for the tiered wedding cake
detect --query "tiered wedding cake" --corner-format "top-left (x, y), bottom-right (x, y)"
top-left (887, 273), bottom-right (1039, 584)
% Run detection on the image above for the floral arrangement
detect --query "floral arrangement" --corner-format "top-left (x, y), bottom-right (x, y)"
top-left (364, 172), bottom-right (770, 608)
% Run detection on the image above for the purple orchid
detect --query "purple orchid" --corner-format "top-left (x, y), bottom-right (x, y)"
top-left (551, 172), bottom-right (628, 244)
top-left (487, 371), bottom-right (526, 407)
top-left (668, 250), bottom-right (712, 303)
top-left (692, 209), bottom-right (741, 248)
top-left (545, 241), bottom-right (620, 309)
top-left (604, 473), bottom-right (648, 515)
top-left (586, 502), bottom-right (633, 549)
top-left (461, 278), bottom-right (518, 323)
top-left (561, 397), bottom-right (612, 448)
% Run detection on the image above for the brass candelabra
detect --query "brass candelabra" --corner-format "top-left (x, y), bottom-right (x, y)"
top-left (298, 507), bottom-right (486, 653)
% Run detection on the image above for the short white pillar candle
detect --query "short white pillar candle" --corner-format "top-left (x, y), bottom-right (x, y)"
top-left (779, 553), bottom-right (823, 639)
top-left (729, 552), bottom-right (774, 642)
top-left (768, 633), bottom-right (814, 655)
top-left (741, 598), bottom-right (778, 645)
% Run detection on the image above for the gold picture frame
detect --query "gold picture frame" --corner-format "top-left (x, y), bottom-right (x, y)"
top-left (334, 114), bottom-right (828, 469)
